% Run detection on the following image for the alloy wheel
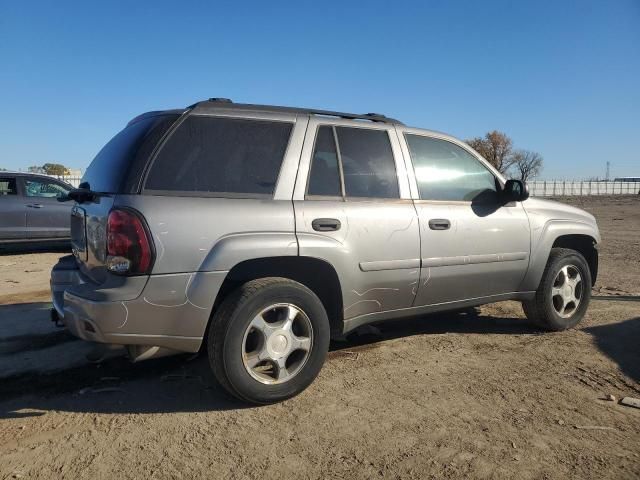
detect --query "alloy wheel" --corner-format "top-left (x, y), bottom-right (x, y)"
top-left (241, 303), bottom-right (313, 384)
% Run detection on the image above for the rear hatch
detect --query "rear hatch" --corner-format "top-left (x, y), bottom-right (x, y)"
top-left (71, 112), bottom-right (181, 283)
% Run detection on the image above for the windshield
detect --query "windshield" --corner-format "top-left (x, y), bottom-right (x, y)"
top-left (82, 114), bottom-right (179, 193)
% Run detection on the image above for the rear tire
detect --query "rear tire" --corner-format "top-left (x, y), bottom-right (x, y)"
top-left (522, 248), bottom-right (591, 331)
top-left (207, 277), bottom-right (330, 404)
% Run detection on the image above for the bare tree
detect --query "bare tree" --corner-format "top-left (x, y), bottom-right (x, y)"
top-left (466, 131), bottom-right (514, 174)
top-left (511, 150), bottom-right (543, 182)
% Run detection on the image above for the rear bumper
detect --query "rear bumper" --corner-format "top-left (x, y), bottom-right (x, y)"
top-left (50, 256), bottom-right (227, 353)
top-left (51, 255), bottom-right (82, 318)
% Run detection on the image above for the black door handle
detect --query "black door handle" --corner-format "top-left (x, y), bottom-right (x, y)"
top-left (27, 203), bottom-right (44, 208)
top-left (312, 218), bottom-right (341, 232)
top-left (428, 218), bottom-right (450, 230)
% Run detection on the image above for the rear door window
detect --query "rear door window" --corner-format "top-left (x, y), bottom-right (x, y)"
top-left (145, 116), bottom-right (293, 197)
top-left (335, 127), bottom-right (399, 199)
top-left (306, 126), bottom-right (400, 199)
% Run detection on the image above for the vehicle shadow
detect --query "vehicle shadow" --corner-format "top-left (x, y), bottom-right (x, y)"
top-left (593, 295), bottom-right (640, 302)
top-left (583, 316), bottom-right (640, 383)
top-left (0, 243), bottom-right (70, 255)
top-left (0, 304), bottom-right (538, 417)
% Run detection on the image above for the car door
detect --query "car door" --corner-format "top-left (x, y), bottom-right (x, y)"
top-left (20, 176), bottom-right (72, 239)
top-left (398, 130), bottom-right (531, 305)
top-left (293, 118), bottom-right (421, 327)
top-left (0, 176), bottom-right (26, 241)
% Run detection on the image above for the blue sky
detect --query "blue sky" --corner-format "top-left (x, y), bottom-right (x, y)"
top-left (1, 0), bottom-right (638, 179)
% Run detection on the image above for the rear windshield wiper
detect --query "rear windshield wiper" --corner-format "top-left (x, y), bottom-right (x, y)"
top-left (58, 182), bottom-right (102, 203)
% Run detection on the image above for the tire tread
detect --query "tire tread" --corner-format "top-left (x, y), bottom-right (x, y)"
top-left (523, 247), bottom-right (591, 331)
top-left (207, 277), bottom-right (327, 404)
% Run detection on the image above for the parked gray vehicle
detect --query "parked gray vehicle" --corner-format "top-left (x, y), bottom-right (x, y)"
top-left (0, 173), bottom-right (73, 246)
top-left (50, 99), bottom-right (600, 403)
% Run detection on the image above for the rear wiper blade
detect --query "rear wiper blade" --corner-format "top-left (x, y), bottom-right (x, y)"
top-left (58, 188), bottom-right (100, 203)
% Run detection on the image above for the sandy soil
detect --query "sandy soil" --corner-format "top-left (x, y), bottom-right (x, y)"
top-left (553, 195), bottom-right (640, 297)
top-left (0, 250), bottom-right (66, 305)
top-left (0, 196), bottom-right (638, 479)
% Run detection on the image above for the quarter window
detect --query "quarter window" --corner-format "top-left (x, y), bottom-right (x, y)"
top-left (83, 114), bottom-right (179, 194)
top-left (0, 178), bottom-right (17, 195)
top-left (405, 135), bottom-right (497, 201)
top-left (145, 116), bottom-right (293, 196)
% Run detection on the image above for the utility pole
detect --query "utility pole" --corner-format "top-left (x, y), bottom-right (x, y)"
top-left (606, 161), bottom-right (610, 181)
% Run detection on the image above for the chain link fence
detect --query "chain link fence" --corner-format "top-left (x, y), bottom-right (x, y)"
top-left (528, 181), bottom-right (640, 196)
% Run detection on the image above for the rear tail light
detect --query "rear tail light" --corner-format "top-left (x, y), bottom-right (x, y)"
top-left (106, 208), bottom-right (155, 275)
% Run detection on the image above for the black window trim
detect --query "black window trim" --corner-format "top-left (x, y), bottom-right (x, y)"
top-left (142, 190), bottom-right (274, 200)
top-left (332, 126), bottom-right (347, 198)
top-left (14, 176), bottom-right (26, 197)
top-left (305, 123), bottom-right (401, 202)
top-left (140, 113), bottom-right (295, 199)
top-left (403, 132), bottom-right (502, 204)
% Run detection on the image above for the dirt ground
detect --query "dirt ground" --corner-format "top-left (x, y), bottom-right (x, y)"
top-left (1, 196), bottom-right (638, 480)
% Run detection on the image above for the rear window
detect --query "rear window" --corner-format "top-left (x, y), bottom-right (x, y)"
top-left (82, 114), bottom-right (179, 193)
top-left (0, 177), bottom-right (17, 195)
top-left (144, 116), bottom-right (293, 197)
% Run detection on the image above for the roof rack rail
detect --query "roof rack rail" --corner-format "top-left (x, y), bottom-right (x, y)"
top-left (189, 98), bottom-right (404, 125)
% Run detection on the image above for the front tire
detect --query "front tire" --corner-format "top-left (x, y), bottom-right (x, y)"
top-left (207, 277), bottom-right (330, 404)
top-left (523, 248), bottom-right (592, 331)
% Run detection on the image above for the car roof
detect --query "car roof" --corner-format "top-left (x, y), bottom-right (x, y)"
top-left (126, 99), bottom-right (468, 154)
top-left (186, 98), bottom-right (404, 125)
top-left (128, 99), bottom-right (485, 140)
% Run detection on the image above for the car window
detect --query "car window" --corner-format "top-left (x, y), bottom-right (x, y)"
top-left (83, 114), bottom-right (179, 193)
top-left (0, 178), bottom-right (17, 196)
top-left (335, 127), bottom-right (399, 199)
top-left (24, 179), bottom-right (70, 198)
top-left (145, 116), bottom-right (293, 196)
top-left (405, 134), bottom-right (497, 201)
top-left (307, 126), bottom-right (342, 197)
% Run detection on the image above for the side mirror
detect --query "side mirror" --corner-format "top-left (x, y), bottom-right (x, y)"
top-left (502, 179), bottom-right (529, 202)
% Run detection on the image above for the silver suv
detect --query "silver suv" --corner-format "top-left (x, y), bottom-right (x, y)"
top-left (51, 98), bottom-right (600, 404)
